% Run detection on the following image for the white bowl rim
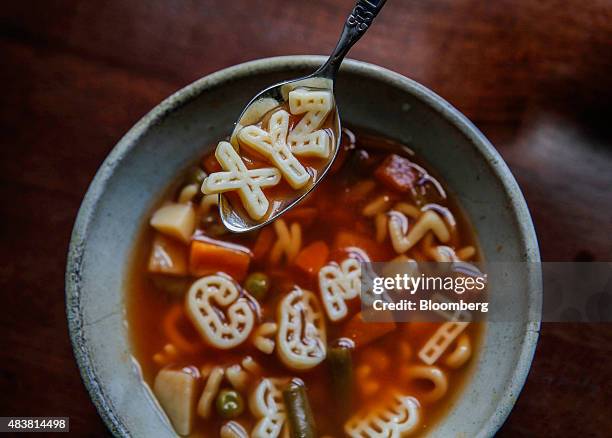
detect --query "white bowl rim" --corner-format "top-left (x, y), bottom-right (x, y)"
top-left (66, 55), bottom-right (542, 437)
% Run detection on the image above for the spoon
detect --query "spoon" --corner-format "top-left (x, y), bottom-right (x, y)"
top-left (220, 0), bottom-right (388, 233)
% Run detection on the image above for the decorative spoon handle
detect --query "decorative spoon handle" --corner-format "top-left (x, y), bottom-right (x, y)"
top-left (316, 0), bottom-right (388, 79)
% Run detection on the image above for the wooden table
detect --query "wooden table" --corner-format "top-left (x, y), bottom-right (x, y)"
top-left (1, 0), bottom-right (611, 436)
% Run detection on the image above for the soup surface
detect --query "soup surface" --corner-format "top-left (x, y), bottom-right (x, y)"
top-left (128, 129), bottom-right (482, 437)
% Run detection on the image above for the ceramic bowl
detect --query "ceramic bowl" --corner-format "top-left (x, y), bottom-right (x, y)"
top-left (66, 56), bottom-right (541, 437)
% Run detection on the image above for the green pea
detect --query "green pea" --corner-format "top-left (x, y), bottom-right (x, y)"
top-left (215, 389), bottom-right (244, 419)
top-left (244, 272), bottom-right (270, 301)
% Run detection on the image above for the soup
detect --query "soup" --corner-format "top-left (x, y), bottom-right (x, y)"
top-left (128, 129), bottom-right (482, 437)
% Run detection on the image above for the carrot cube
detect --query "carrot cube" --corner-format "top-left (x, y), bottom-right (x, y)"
top-left (189, 240), bottom-right (250, 281)
top-left (294, 240), bottom-right (329, 276)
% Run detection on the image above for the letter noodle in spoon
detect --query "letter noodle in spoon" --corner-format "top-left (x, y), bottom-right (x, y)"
top-left (238, 110), bottom-right (310, 189)
top-left (201, 141), bottom-right (281, 220)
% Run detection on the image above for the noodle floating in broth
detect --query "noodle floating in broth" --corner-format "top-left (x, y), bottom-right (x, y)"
top-left (128, 128), bottom-right (482, 437)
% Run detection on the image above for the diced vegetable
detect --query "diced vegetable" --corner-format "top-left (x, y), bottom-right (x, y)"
top-left (189, 240), bottom-right (251, 281)
top-left (244, 272), bottom-right (270, 301)
top-left (252, 227), bottom-right (274, 261)
top-left (283, 380), bottom-right (317, 438)
top-left (215, 389), bottom-right (244, 419)
top-left (154, 368), bottom-right (197, 436)
top-left (341, 312), bottom-right (397, 348)
top-left (294, 241), bottom-right (329, 276)
top-left (328, 345), bottom-right (354, 418)
top-left (150, 203), bottom-right (196, 243)
top-left (374, 154), bottom-right (418, 192)
top-left (148, 233), bottom-right (189, 275)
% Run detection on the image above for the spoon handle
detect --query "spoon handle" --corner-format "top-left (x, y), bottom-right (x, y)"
top-left (316, 0), bottom-right (388, 79)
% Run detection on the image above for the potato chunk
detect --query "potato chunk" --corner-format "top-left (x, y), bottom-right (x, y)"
top-left (150, 203), bottom-right (196, 243)
top-left (148, 233), bottom-right (188, 275)
top-left (154, 368), bottom-right (197, 436)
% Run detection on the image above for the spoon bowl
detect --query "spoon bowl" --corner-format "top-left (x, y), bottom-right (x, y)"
top-left (220, 75), bottom-right (341, 233)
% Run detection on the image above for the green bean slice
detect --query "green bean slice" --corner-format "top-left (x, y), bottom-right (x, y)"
top-left (283, 380), bottom-right (317, 438)
top-left (328, 344), bottom-right (354, 419)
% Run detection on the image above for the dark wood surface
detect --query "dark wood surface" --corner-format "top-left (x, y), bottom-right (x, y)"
top-left (1, 0), bottom-right (611, 436)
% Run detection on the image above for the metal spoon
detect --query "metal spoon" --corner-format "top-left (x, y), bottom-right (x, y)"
top-left (220, 0), bottom-right (388, 233)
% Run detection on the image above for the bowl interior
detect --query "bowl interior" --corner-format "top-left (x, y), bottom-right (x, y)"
top-left (67, 56), bottom-right (540, 437)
